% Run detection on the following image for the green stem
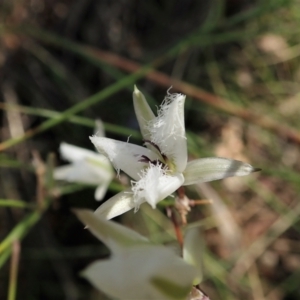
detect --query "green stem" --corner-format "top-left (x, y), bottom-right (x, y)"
top-left (0, 66), bottom-right (151, 151)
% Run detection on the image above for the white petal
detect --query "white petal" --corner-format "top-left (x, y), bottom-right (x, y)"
top-left (53, 162), bottom-right (98, 185)
top-left (90, 136), bottom-right (158, 180)
top-left (54, 159), bottom-right (112, 186)
top-left (59, 142), bottom-right (100, 163)
top-left (76, 210), bottom-right (196, 299)
top-left (53, 165), bottom-right (74, 181)
top-left (81, 260), bottom-right (119, 297)
top-left (94, 119), bottom-right (105, 137)
top-left (183, 157), bottom-right (259, 186)
top-left (183, 227), bottom-right (204, 285)
top-left (81, 245), bottom-right (196, 300)
top-left (94, 183), bottom-right (109, 201)
top-left (132, 165), bottom-right (184, 208)
top-left (74, 209), bottom-right (148, 252)
top-left (94, 190), bottom-right (136, 220)
top-left (148, 93), bottom-right (187, 173)
top-left (133, 85), bottom-right (155, 140)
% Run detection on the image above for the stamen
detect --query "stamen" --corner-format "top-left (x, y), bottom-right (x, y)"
top-left (138, 155), bottom-right (167, 169)
top-left (139, 155), bottom-right (152, 163)
top-left (150, 160), bottom-right (166, 168)
top-left (143, 139), bottom-right (167, 161)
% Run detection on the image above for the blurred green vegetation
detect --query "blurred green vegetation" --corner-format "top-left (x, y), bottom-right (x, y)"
top-left (1, 0), bottom-right (300, 299)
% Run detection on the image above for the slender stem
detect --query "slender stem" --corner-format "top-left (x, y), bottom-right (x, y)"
top-left (189, 199), bottom-right (213, 206)
top-left (177, 186), bottom-right (185, 199)
top-left (166, 207), bottom-right (183, 248)
top-left (0, 102), bottom-right (140, 138)
top-left (0, 65), bottom-right (152, 151)
top-left (7, 240), bottom-right (21, 300)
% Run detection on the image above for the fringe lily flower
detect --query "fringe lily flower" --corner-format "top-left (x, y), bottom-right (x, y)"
top-left (90, 87), bottom-right (258, 219)
top-left (75, 209), bottom-right (197, 300)
top-left (54, 121), bottom-right (114, 201)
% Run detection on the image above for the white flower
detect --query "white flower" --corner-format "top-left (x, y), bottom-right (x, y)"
top-left (90, 86), bottom-right (258, 218)
top-left (54, 141), bottom-right (114, 201)
top-left (75, 209), bottom-right (197, 300)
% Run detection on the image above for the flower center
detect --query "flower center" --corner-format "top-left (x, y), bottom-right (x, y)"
top-left (138, 139), bottom-right (169, 169)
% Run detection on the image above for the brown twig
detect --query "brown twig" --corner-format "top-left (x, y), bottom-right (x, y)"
top-left (32, 151), bottom-right (46, 211)
top-left (86, 47), bottom-right (300, 145)
top-left (8, 240), bottom-right (21, 300)
top-left (1, 40), bottom-right (298, 153)
top-left (189, 199), bottom-right (213, 206)
top-left (166, 206), bottom-right (184, 248)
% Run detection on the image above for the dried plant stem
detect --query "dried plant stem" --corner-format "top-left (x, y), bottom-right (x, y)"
top-left (7, 240), bottom-right (21, 300)
top-left (189, 199), bottom-right (213, 206)
top-left (32, 151), bottom-right (46, 210)
top-left (166, 207), bottom-right (184, 248)
top-left (86, 47), bottom-right (300, 145)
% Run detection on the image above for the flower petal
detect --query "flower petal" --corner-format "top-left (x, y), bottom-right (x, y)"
top-left (76, 211), bottom-right (196, 300)
top-left (183, 157), bottom-right (258, 186)
top-left (90, 136), bottom-right (158, 180)
top-left (94, 182), bottom-right (110, 201)
top-left (54, 159), bottom-right (111, 186)
top-left (81, 245), bottom-right (196, 300)
top-left (133, 85), bottom-right (155, 140)
top-left (59, 142), bottom-right (100, 162)
top-left (132, 165), bottom-right (184, 208)
top-left (53, 165), bottom-right (73, 181)
top-left (94, 119), bottom-right (105, 137)
top-left (74, 209), bottom-right (148, 252)
top-left (183, 227), bottom-right (204, 285)
top-left (148, 93), bottom-right (187, 172)
top-left (94, 190), bottom-right (136, 220)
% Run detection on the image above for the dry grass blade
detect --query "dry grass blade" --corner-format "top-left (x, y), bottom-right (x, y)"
top-left (196, 183), bottom-right (242, 255)
top-left (232, 201), bottom-right (300, 277)
top-left (2, 83), bottom-right (25, 140)
top-left (85, 47), bottom-right (300, 145)
top-left (8, 240), bottom-right (21, 300)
